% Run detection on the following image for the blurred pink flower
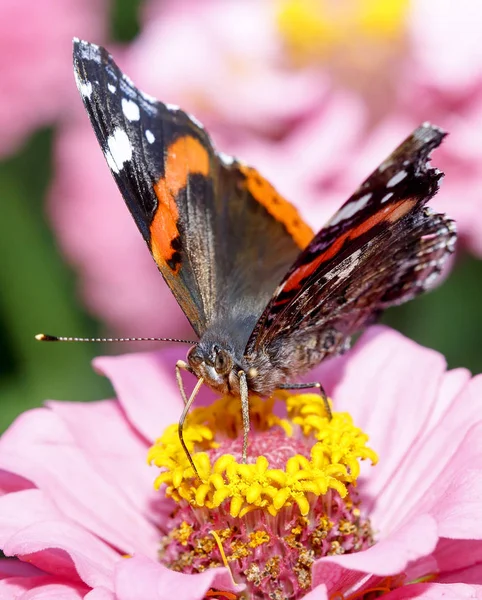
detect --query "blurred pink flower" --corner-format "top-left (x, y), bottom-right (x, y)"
top-left (0, 327), bottom-right (481, 598)
top-left (126, 0), bottom-right (325, 137)
top-left (0, 0), bottom-right (108, 157)
top-left (48, 0), bottom-right (482, 336)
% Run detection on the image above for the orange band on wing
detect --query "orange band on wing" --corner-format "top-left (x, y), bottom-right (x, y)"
top-left (150, 136), bottom-right (210, 270)
top-left (239, 165), bottom-right (313, 249)
top-left (281, 198), bottom-right (417, 293)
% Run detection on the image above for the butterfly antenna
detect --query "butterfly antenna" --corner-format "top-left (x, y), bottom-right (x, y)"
top-left (35, 334), bottom-right (196, 344)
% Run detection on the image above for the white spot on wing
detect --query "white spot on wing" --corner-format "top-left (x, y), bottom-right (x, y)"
top-left (423, 271), bottom-right (441, 289)
top-left (188, 112), bottom-right (205, 129)
top-left (108, 83), bottom-right (116, 93)
top-left (324, 249), bottom-right (362, 282)
top-left (74, 71), bottom-right (93, 99)
top-left (381, 192), bottom-right (393, 204)
top-left (145, 129), bottom-right (155, 144)
top-left (218, 151), bottom-right (235, 166)
top-left (387, 170), bottom-right (407, 187)
top-left (122, 73), bottom-right (135, 88)
top-left (165, 103), bottom-right (180, 111)
top-left (104, 127), bottom-right (132, 174)
top-left (140, 90), bottom-right (157, 104)
top-left (74, 39), bottom-right (101, 64)
top-left (122, 98), bottom-right (140, 122)
top-left (328, 193), bottom-right (372, 226)
top-left (447, 236), bottom-right (457, 252)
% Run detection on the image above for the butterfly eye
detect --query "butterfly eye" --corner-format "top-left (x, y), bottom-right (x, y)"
top-left (215, 349), bottom-right (232, 375)
top-left (187, 346), bottom-right (203, 368)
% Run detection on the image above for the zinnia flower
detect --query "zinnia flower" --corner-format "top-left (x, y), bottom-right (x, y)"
top-left (0, 326), bottom-right (481, 598)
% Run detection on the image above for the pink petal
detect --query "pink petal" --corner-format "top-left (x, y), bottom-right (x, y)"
top-left (313, 514), bottom-right (438, 592)
top-left (440, 562), bottom-right (482, 585)
top-left (0, 490), bottom-right (117, 588)
top-left (0, 469), bottom-right (33, 496)
top-left (84, 588), bottom-right (117, 600)
top-left (379, 376), bottom-right (482, 535)
top-left (94, 349), bottom-right (215, 443)
top-left (434, 539), bottom-right (482, 580)
top-left (413, 424), bottom-right (482, 539)
top-left (386, 582), bottom-right (482, 599)
top-left (16, 582), bottom-right (87, 600)
top-left (47, 400), bottom-right (172, 529)
top-left (423, 367), bottom-right (471, 435)
top-left (0, 410), bottom-right (158, 557)
top-left (115, 554), bottom-right (244, 600)
top-left (0, 577), bottom-right (86, 599)
top-left (0, 559), bottom-right (44, 578)
top-left (4, 522), bottom-right (114, 590)
top-left (309, 327), bottom-right (448, 510)
top-left (298, 584), bottom-right (328, 600)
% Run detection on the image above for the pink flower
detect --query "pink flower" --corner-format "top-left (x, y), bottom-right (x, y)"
top-left (0, 326), bottom-right (481, 598)
top-left (127, 0), bottom-right (325, 136)
top-left (0, 0), bottom-right (108, 157)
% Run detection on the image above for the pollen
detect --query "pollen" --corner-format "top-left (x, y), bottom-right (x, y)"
top-left (152, 392), bottom-right (377, 599)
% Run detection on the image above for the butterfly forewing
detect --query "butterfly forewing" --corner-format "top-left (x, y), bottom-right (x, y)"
top-left (73, 39), bottom-right (313, 339)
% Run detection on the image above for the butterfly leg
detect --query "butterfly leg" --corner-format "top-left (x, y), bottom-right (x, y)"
top-left (178, 376), bottom-right (205, 477)
top-left (176, 359), bottom-right (194, 406)
top-left (278, 382), bottom-right (332, 420)
top-left (238, 370), bottom-right (250, 463)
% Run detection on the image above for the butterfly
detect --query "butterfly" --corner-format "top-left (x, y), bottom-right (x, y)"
top-left (73, 39), bottom-right (456, 470)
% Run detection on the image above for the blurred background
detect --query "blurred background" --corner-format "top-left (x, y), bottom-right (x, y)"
top-left (1, 0), bottom-right (482, 431)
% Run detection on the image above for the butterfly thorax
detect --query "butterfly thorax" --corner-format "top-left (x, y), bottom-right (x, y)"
top-left (187, 339), bottom-right (282, 397)
top-left (187, 317), bottom-right (348, 396)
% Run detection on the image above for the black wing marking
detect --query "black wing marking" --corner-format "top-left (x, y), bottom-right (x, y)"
top-left (246, 124), bottom-right (455, 357)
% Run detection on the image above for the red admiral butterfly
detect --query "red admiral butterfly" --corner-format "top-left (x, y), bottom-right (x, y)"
top-left (72, 39), bottom-right (456, 470)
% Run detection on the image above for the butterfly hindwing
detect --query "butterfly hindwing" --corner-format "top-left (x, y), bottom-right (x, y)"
top-left (73, 39), bottom-right (313, 339)
top-left (246, 124), bottom-right (455, 357)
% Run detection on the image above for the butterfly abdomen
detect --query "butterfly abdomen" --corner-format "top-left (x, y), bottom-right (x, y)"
top-left (245, 328), bottom-right (348, 395)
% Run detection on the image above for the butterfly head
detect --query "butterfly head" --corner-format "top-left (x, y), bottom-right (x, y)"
top-left (187, 342), bottom-right (243, 394)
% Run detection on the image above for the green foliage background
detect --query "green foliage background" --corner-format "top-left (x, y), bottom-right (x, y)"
top-left (0, 0), bottom-right (481, 432)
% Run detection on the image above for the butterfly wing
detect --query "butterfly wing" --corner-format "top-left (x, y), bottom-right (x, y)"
top-left (73, 40), bottom-right (313, 338)
top-left (246, 124), bottom-right (456, 360)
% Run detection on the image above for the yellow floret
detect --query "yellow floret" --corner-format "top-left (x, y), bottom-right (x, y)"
top-left (148, 393), bottom-right (377, 519)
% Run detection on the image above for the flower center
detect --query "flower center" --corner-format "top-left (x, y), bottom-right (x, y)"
top-left (275, 0), bottom-right (410, 120)
top-left (276, 0), bottom-right (409, 64)
top-left (148, 393), bottom-right (378, 599)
